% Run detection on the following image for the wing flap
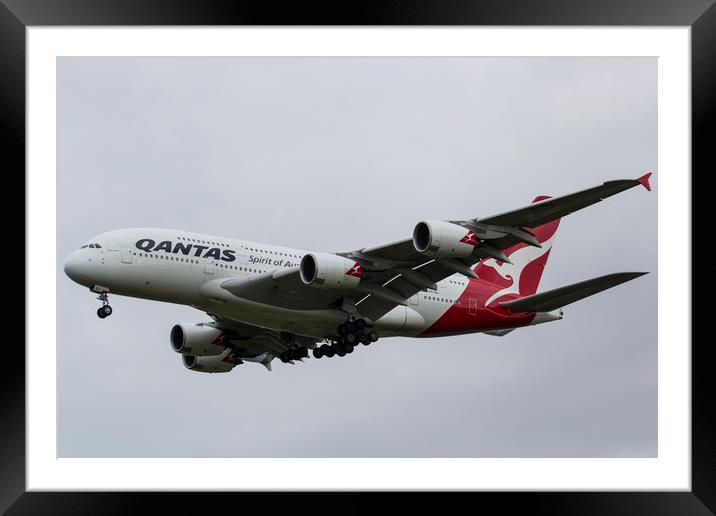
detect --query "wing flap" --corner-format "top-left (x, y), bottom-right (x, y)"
top-left (499, 272), bottom-right (648, 313)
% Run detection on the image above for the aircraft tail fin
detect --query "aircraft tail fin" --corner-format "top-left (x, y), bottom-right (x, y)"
top-left (474, 196), bottom-right (561, 301)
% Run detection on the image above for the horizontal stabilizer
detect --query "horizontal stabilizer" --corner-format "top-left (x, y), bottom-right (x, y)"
top-left (499, 272), bottom-right (647, 313)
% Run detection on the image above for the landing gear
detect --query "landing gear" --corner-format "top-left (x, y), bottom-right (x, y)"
top-left (312, 343), bottom-right (335, 359)
top-left (96, 305), bottom-right (113, 319)
top-left (280, 347), bottom-right (309, 362)
top-left (314, 320), bottom-right (380, 360)
top-left (335, 319), bottom-right (379, 350)
top-left (96, 290), bottom-right (112, 319)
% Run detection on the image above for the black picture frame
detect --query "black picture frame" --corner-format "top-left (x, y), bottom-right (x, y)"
top-left (4, 1), bottom-right (707, 513)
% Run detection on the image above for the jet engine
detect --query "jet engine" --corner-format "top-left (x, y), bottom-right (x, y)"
top-left (170, 323), bottom-right (228, 356)
top-left (412, 220), bottom-right (477, 258)
top-left (182, 353), bottom-right (236, 373)
top-left (299, 253), bottom-right (362, 289)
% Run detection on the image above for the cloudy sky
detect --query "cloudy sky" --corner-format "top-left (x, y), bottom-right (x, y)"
top-left (57, 57), bottom-right (657, 458)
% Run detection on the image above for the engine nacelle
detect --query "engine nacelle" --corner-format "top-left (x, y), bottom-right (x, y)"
top-left (299, 252), bottom-right (363, 289)
top-left (182, 353), bottom-right (236, 373)
top-left (170, 323), bottom-right (228, 356)
top-left (412, 220), bottom-right (477, 258)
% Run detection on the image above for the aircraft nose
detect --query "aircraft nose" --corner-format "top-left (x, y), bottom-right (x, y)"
top-left (64, 252), bottom-right (89, 284)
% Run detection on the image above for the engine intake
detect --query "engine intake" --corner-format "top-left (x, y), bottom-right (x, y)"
top-left (300, 253), bottom-right (362, 289)
top-left (413, 220), bottom-right (476, 258)
top-left (170, 323), bottom-right (228, 356)
top-left (182, 353), bottom-right (236, 373)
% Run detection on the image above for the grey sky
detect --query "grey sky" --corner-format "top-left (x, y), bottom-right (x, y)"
top-left (57, 57), bottom-right (657, 458)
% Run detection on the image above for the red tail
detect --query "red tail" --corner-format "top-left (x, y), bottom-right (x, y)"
top-left (474, 196), bottom-right (560, 303)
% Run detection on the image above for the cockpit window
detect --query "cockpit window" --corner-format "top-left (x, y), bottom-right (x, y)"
top-left (81, 245), bottom-right (88, 249)
top-left (94, 244), bottom-right (102, 248)
top-left (83, 243), bottom-right (102, 249)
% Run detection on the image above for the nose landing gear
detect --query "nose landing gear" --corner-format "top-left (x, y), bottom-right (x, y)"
top-left (96, 290), bottom-right (113, 319)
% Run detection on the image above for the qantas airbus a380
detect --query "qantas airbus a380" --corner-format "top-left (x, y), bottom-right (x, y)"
top-left (64, 174), bottom-right (652, 373)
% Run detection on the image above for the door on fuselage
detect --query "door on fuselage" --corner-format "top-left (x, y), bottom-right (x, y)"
top-left (204, 258), bottom-right (215, 274)
top-left (121, 247), bottom-right (133, 264)
top-left (469, 298), bottom-right (477, 316)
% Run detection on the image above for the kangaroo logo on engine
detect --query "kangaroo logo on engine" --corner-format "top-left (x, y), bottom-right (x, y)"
top-left (460, 230), bottom-right (477, 246)
top-left (135, 239), bottom-right (236, 262)
top-left (345, 262), bottom-right (363, 278)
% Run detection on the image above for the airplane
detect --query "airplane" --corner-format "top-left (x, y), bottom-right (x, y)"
top-left (63, 173), bottom-right (652, 373)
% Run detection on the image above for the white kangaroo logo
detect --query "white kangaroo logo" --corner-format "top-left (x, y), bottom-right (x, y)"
top-left (482, 232), bottom-right (556, 306)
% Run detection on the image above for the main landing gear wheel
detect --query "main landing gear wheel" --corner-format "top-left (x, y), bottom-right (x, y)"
top-left (313, 347), bottom-right (324, 359)
top-left (281, 347), bottom-right (309, 362)
top-left (96, 291), bottom-right (113, 319)
top-left (333, 320), bottom-right (379, 352)
top-left (337, 318), bottom-right (368, 339)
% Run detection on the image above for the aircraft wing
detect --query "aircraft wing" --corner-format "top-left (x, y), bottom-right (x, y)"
top-left (344, 174), bottom-right (652, 320)
top-left (218, 267), bottom-right (360, 310)
top-left (473, 173), bottom-right (652, 230)
top-left (204, 313), bottom-right (318, 358)
top-left (209, 174), bottom-right (651, 325)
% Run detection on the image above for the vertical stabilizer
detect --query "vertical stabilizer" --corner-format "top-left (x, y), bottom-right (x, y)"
top-left (474, 196), bottom-right (561, 305)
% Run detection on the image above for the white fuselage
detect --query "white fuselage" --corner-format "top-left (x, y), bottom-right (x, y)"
top-left (64, 228), bottom-right (473, 338)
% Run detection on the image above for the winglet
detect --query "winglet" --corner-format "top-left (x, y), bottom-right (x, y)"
top-left (636, 172), bottom-right (652, 191)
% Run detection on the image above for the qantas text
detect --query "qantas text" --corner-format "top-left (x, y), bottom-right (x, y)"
top-left (135, 239), bottom-right (236, 262)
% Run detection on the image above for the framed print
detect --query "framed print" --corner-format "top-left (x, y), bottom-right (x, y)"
top-left (5, 0), bottom-right (709, 513)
